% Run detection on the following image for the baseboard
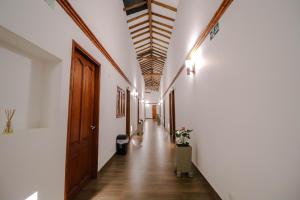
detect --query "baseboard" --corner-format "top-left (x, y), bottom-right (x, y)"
top-left (192, 162), bottom-right (222, 200)
top-left (98, 152), bottom-right (116, 174)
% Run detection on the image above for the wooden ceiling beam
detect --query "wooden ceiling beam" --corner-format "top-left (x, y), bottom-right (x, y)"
top-left (153, 46), bottom-right (167, 53)
top-left (127, 12), bottom-right (148, 23)
top-left (152, 51), bottom-right (167, 58)
top-left (147, 0), bottom-right (153, 49)
top-left (152, 12), bottom-right (175, 22)
top-left (143, 72), bottom-right (162, 76)
top-left (152, 49), bottom-right (166, 56)
top-left (140, 60), bottom-right (153, 65)
top-left (152, 25), bottom-right (172, 35)
top-left (153, 20), bottom-right (173, 29)
top-left (124, 1), bottom-right (147, 11)
top-left (152, 30), bottom-right (171, 39)
top-left (135, 42), bottom-right (151, 50)
top-left (141, 65), bottom-right (153, 70)
top-left (136, 46), bottom-right (151, 53)
top-left (132, 30), bottom-right (150, 40)
top-left (152, 48), bottom-right (167, 55)
top-left (130, 26), bottom-right (149, 35)
top-left (152, 0), bottom-right (177, 12)
top-left (153, 36), bottom-right (169, 45)
top-left (137, 49), bottom-right (152, 57)
top-left (153, 42), bottom-right (168, 49)
top-left (129, 20), bottom-right (149, 29)
top-left (134, 37), bottom-right (151, 45)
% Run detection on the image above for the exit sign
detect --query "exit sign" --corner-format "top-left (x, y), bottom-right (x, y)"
top-left (44, 0), bottom-right (55, 10)
top-left (210, 22), bottom-right (219, 40)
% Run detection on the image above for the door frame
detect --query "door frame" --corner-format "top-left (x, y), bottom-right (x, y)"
top-left (65, 40), bottom-right (101, 199)
top-left (126, 89), bottom-right (131, 138)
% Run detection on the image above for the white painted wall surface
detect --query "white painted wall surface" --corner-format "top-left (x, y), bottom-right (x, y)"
top-left (0, 0), bottom-right (144, 199)
top-left (163, 1), bottom-right (300, 200)
top-left (145, 91), bottom-right (160, 103)
top-left (145, 104), bottom-right (153, 119)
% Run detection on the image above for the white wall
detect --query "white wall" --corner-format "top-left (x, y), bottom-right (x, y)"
top-left (162, 1), bottom-right (300, 200)
top-left (145, 104), bottom-right (153, 119)
top-left (145, 91), bottom-right (160, 103)
top-left (0, 0), bottom-right (144, 199)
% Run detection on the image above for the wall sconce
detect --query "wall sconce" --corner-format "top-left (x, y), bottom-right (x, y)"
top-left (131, 90), bottom-right (138, 98)
top-left (185, 59), bottom-right (195, 75)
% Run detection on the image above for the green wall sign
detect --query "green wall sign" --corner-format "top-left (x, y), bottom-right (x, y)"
top-left (210, 22), bottom-right (219, 40)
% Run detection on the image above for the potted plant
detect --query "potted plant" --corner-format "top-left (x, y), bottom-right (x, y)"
top-left (175, 127), bottom-right (193, 177)
top-left (175, 128), bottom-right (192, 146)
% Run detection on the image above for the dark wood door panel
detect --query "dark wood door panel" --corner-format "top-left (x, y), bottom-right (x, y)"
top-left (66, 41), bottom-right (100, 200)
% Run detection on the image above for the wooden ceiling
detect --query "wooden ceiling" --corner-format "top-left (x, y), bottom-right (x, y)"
top-left (123, 0), bottom-right (177, 91)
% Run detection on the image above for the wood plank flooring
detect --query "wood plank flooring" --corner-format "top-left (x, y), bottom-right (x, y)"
top-left (75, 120), bottom-right (217, 200)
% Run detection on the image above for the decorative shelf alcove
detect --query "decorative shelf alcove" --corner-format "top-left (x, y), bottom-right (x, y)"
top-left (0, 25), bottom-right (62, 132)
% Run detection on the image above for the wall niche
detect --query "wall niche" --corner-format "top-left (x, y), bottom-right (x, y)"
top-left (0, 26), bottom-right (62, 131)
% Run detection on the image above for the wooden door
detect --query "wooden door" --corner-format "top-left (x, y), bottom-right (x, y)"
top-left (163, 100), bottom-right (166, 127)
top-left (169, 93), bottom-right (172, 134)
top-left (137, 98), bottom-right (140, 124)
top-left (152, 105), bottom-right (157, 120)
top-left (169, 90), bottom-right (176, 141)
top-left (66, 42), bottom-right (100, 200)
top-left (126, 89), bottom-right (131, 137)
top-left (171, 90), bottom-right (176, 141)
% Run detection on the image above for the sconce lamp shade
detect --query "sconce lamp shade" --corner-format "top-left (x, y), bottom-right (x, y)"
top-left (185, 59), bottom-right (195, 75)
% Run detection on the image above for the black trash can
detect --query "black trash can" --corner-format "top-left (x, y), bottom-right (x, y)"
top-left (116, 134), bottom-right (129, 155)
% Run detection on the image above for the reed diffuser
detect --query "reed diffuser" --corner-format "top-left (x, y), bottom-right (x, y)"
top-left (3, 109), bottom-right (15, 134)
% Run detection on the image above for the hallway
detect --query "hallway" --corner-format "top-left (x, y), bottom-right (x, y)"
top-left (75, 120), bottom-right (216, 200)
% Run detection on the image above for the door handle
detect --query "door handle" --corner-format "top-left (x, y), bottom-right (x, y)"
top-left (91, 125), bottom-right (96, 130)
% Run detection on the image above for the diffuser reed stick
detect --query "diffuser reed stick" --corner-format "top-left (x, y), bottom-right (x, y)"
top-left (3, 109), bottom-right (15, 134)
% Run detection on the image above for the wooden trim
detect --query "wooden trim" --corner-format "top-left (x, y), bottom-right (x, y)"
top-left (152, 0), bottom-right (177, 12)
top-left (153, 20), bottom-right (173, 29)
top-left (65, 40), bottom-right (101, 200)
top-left (127, 13), bottom-right (148, 23)
top-left (163, 0), bottom-right (234, 97)
top-left (56, 0), bottom-right (131, 85)
top-left (152, 12), bottom-right (175, 22)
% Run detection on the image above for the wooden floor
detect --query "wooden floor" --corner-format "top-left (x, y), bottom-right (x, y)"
top-left (75, 120), bottom-right (217, 200)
